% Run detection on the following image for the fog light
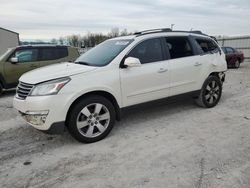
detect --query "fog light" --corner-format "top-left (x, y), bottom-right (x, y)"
top-left (21, 110), bottom-right (49, 126)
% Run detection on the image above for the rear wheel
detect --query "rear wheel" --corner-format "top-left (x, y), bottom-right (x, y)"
top-left (234, 60), bottom-right (240, 69)
top-left (67, 95), bottom-right (116, 143)
top-left (195, 76), bottom-right (222, 108)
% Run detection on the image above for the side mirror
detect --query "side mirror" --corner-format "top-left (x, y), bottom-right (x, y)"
top-left (124, 57), bottom-right (141, 67)
top-left (10, 57), bottom-right (18, 64)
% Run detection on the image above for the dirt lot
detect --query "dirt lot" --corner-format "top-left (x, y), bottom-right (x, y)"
top-left (0, 62), bottom-right (250, 188)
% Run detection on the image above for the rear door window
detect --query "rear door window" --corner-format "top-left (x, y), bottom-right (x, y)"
top-left (40, 47), bottom-right (68, 61)
top-left (195, 39), bottom-right (219, 53)
top-left (128, 38), bottom-right (164, 64)
top-left (165, 37), bottom-right (194, 59)
top-left (57, 48), bottom-right (68, 58)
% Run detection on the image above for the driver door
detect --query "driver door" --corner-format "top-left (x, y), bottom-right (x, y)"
top-left (120, 38), bottom-right (171, 107)
top-left (4, 48), bottom-right (39, 84)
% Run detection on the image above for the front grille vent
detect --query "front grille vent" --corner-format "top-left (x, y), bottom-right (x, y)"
top-left (16, 82), bottom-right (34, 100)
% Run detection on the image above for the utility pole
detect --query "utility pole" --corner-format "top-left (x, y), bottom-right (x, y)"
top-left (171, 24), bottom-right (175, 30)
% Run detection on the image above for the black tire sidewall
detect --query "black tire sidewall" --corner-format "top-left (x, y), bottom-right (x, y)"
top-left (201, 76), bottom-right (222, 108)
top-left (67, 95), bottom-right (116, 143)
top-left (234, 60), bottom-right (240, 68)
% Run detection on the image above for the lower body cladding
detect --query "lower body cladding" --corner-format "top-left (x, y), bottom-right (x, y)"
top-left (13, 95), bottom-right (70, 134)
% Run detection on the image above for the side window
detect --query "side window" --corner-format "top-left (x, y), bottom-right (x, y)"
top-left (226, 48), bottom-right (234, 54)
top-left (57, 48), bottom-right (68, 58)
top-left (222, 48), bottom-right (227, 54)
top-left (11, 49), bottom-right (38, 63)
top-left (165, 37), bottom-right (193, 59)
top-left (40, 48), bottom-right (58, 61)
top-left (128, 38), bottom-right (164, 64)
top-left (195, 39), bottom-right (218, 53)
top-left (40, 47), bottom-right (68, 61)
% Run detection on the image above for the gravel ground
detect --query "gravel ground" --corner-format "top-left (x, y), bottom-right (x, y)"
top-left (0, 62), bottom-right (250, 188)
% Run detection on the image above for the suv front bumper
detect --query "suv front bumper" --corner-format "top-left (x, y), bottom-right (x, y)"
top-left (13, 95), bottom-right (69, 132)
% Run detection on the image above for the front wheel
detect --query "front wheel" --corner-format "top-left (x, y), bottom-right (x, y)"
top-left (67, 95), bottom-right (116, 143)
top-left (234, 60), bottom-right (240, 69)
top-left (195, 76), bottom-right (222, 108)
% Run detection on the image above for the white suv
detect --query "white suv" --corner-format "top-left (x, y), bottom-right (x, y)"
top-left (13, 29), bottom-right (227, 143)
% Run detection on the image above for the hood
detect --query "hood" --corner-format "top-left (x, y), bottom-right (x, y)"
top-left (20, 62), bottom-right (97, 84)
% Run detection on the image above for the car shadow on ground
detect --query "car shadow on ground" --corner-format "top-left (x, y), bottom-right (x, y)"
top-left (1, 89), bottom-right (16, 97)
top-left (114, 95), bottom-right (197, 130)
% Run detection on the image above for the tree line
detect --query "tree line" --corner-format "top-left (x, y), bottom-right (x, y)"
top-left (51, 28), bottom-right (133, 48)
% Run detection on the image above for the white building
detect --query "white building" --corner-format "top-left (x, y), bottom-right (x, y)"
top-left (0, 27), bottom-right (19, 55)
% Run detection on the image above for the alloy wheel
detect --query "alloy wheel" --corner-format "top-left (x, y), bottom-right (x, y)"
top-left (235, 60), bottom-right (240, 68)
top-left (76, 103), bottom-right (110, 138)
top-left (204, 81), bottom-right (220, 104)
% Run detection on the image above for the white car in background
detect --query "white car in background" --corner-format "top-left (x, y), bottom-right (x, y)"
top-left (13, 28), bottom-right (227, 143)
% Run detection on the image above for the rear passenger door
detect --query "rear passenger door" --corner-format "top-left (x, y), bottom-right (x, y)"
top-left (38, 47), bottom-right (69, 67)
top-left (164, 37), bottom-right (202, 96)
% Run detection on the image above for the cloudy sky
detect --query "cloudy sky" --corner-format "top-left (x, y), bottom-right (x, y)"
top-left (0, 0), bottom-right (250, 40)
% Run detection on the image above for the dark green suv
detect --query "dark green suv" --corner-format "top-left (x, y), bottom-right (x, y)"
top-left (0, 45), bottom-right (79, 94)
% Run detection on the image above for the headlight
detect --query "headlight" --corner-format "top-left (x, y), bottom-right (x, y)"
top-left (30, 77), bottom-right (70, 96)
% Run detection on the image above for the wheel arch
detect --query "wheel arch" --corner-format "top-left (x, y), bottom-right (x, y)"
top-left (66, 90), bottom-right (121, 123)
top-left (209, 72), bottom-right (225, 82)
top-left (0, 74), bottom-right (6, 89)
top-left (209, 72), bottom-right (220, 78)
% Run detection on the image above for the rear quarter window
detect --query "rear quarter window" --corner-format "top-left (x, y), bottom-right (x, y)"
top-left (195, 38), bottom-right (219, 54)
top-left (40, 47), bottom-right (68, 61)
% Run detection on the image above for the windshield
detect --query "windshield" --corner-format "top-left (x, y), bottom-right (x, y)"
top-left (221, 47), bottom-right (227, 53)
top-left (75, 39), bottom-right (133, 66)
top-left (0, 48), bottom-right (13, 61)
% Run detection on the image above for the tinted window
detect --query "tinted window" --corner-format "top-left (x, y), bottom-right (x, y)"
top-left (40, 47), bottom-right (68, 61)
top-left (12, 49), bottom-right (38, 62)
top-left (195, 39), bottom-right (218, 53)
top-left (75, 39), bottom-right (132, 66)
top-left (226, 48), bottom-right (234, 54)
top-left (221, 47), bottom-right (227, 53)
top-left (128, 38), bottom-right (164, 64)
top-left (165, 37), bottom-right (193, 59)
top-left (57, 48), bottom-right (68, 58)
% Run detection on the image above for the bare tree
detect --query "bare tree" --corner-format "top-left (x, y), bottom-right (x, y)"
top-left (66, 35), bottom-right (81, 47)
top-left (55, 28), bottom-right (131, 48)
top-left (58, 37), bottom-right (66, 45)
top-left (120, 28), bottom-right (128, 36)
top-left (109, 27), bottom-right (119, 38)
top-left (51, 38), bottom-right (58, 44)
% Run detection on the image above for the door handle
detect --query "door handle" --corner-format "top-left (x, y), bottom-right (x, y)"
top-left (194, 62), bottom-right (202, 67)
top-left (158, 68), bottom-right (168, 73)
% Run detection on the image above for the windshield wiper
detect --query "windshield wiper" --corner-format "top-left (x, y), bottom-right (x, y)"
top-left (75, 61), bottom-right (90, 66)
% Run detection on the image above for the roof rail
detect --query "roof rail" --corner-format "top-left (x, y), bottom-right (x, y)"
top-left (134, 28), bottom-right (172, 36)
top-left (134, 28), bottom-right (217, 41)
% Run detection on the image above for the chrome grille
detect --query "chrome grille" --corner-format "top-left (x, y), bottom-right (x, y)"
top-left (16, 82), bottom-right (34, 100)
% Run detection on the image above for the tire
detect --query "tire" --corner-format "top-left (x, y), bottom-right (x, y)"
top-left (66, 95), bottom-right (116, 143)
top-left (234, 60), bottom-right (240, 69)
top-left (195, 76), bottom-right (222, 108)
